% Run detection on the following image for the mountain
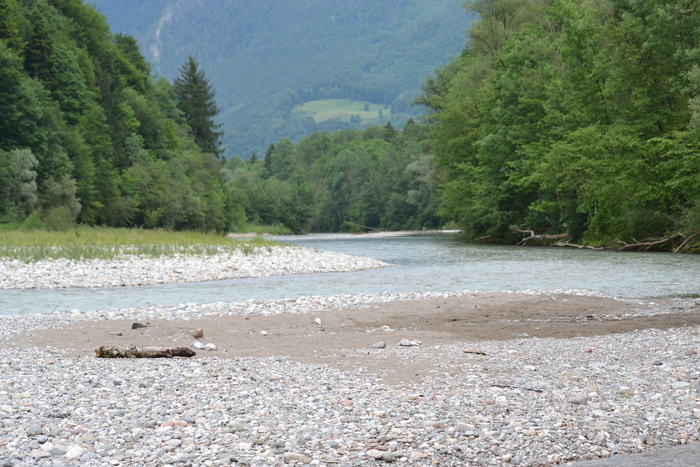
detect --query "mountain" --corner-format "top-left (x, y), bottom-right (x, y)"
top-left (91, 0), bottom-right (471, 158)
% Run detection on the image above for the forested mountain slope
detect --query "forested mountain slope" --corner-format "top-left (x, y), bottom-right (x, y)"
top-left (0, 0), bottom-right (241, 231)
top-left (91, 0), bottom-right (470, 158)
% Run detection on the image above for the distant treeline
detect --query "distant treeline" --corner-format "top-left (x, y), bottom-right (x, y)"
top-left (222, 121), bottom-right (443, 233)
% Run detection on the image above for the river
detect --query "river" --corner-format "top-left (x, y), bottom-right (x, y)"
top-left (2, 233), bottom-right (699, 315)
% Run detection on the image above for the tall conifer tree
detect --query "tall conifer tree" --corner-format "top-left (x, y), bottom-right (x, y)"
top-left (173, 56), bottom-right (223, 158)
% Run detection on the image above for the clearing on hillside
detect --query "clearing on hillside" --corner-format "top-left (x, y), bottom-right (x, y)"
top-left (292, 99), bottom-right (390, 125)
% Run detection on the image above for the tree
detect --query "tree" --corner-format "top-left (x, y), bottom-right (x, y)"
top-left (0, 149), bottom-right (38, 220)
top-left (173, 56), bottom-right (224, 158)
top-left (24, 8), bottom-right (56, 86)
top-left (0, 0), bottom-right (24, 53)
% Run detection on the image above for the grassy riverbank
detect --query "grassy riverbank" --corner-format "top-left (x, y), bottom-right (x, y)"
top-left (0, 227), bottom-right (273, 262)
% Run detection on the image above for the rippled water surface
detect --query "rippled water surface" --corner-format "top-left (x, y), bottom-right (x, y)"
top-left (2, 233), bottom-right (699, 315)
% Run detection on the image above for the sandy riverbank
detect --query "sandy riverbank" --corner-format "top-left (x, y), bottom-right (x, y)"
top-left (7, 293), bottom-right (700, 383)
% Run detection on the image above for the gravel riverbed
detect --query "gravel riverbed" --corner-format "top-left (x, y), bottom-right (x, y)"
top-left (0, 245), bottom-right (390, 290)
top-left (0, 248), bottom-right (698, 466)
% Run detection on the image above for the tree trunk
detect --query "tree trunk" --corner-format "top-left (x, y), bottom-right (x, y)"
top-left (617, 233), bottom-right (683, 251)
top-left (515, 229), bottom-right (569, 245)
top-left (94, 345), bottom-right (196, 358)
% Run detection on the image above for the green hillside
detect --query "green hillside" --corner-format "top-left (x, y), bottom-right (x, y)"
top-left (91, 0), bottom-right (471, 158)
top-left (0, 0), bottom-right (241, 232)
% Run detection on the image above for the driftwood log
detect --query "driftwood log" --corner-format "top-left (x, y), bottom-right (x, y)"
top-left (516, 229), bottom-right (569, 245)
top-left (617, 232), bottom-right (684, 251)
top-left (508, 228), bottom-right (699, 252)
top-left (675, 231), bottom-right (700, 253)
top-left (94, 345), bottom-right (196, 358)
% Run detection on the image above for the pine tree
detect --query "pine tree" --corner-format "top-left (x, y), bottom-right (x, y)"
top-left (263, 144), bottom-right (274, 172)
top-left (173, 56), bottom-right (223, 158)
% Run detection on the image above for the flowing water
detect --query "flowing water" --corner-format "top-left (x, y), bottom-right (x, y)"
top-left (2, 233), bottom-right (699, 316)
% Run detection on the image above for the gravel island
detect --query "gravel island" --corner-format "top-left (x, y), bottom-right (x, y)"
top-left (0, 245), bottom-right (390, 290)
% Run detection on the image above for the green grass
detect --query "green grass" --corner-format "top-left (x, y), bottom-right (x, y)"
top-left (291, 99), bottom-right (388, 124)
top-left (0, 226), bottom-right (276, 262)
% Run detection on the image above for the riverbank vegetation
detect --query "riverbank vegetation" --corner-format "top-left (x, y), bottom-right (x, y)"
top-left (0, 226), bottom-right (271, 262)
top-left (421, 0), bottom-right (700, 251)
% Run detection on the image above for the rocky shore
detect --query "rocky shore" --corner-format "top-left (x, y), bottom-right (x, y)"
top-left (0, 247), bottom-right (698, 466)
top-left (0, 245), bottom-right (390, 290)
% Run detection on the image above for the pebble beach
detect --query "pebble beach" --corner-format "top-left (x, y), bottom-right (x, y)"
top-left (0, 244), bottom-right (699, 466)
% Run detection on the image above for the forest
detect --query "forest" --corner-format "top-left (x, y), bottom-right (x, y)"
top-left (0, 0), bottom-right (441, 234)
top-left (221, 121), bottom-right (442, 234)
top-left (0, 0), bottom-right (240, 232)
top-left (2, 0), bottom-right (700, 252)
top-left (420, 0), bottom-right (700, 251)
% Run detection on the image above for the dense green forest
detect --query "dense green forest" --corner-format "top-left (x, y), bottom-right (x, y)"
top-left (91, 0), bottom-right (470, 158)
top-left (0, 0), bottom-right (441, 234)
top-left (0, 0), bottom-right (240, 232)
top-left (221, 121), bottom-right (443, 233)
top-left (419, 0), bottom-right (700, 250)
top-left (3, 0), bottom-right (700, 251)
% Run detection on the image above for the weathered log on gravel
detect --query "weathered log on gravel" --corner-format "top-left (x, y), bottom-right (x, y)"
top-left (94, 345), bottom-right (196, 358)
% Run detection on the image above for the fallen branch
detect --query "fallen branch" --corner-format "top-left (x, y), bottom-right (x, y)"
top-left (95, 345), bottom-right (196, 358)
top-left (674, 231), bottom-right (700, 253)
top-left (554, 242), bottom-right (605, 250)
top-left (515, 229), bottom-right (569, 246)
top-left (617, 233), bottom-right (683, 251)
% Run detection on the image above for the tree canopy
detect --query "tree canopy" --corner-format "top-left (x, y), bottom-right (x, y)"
top-left (0, 0), bottom-right (241, 232)
top-left (422, 0), bottom-right (700, 250)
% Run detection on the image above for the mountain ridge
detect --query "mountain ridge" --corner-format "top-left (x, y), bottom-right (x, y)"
top-left (92, 0), bottom-right (471, 158)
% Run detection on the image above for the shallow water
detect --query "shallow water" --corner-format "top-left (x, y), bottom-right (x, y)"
top-left (1, 233), bottom-right (698, 315)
